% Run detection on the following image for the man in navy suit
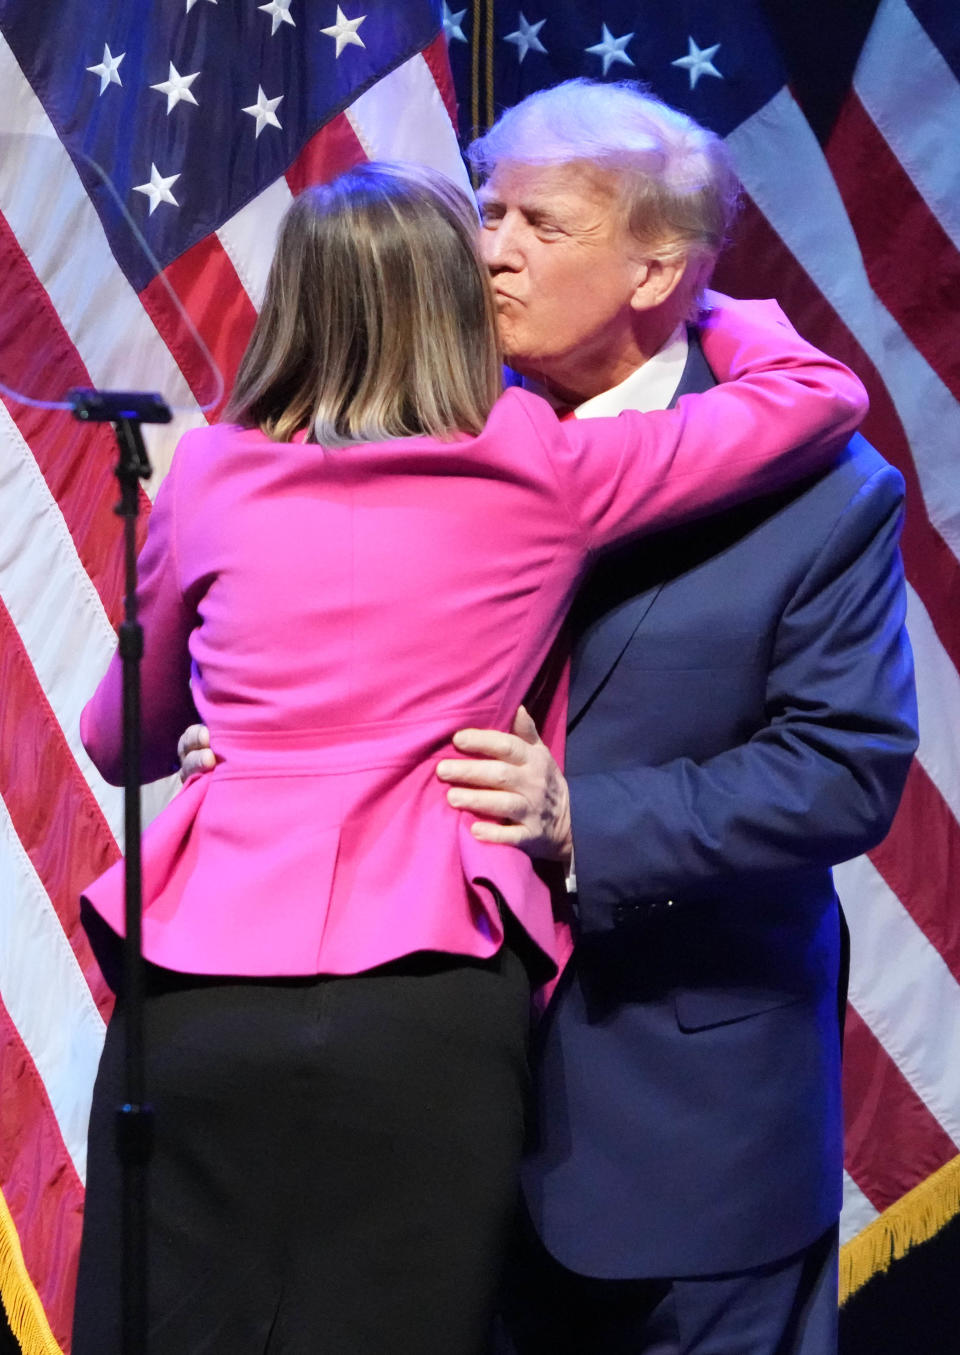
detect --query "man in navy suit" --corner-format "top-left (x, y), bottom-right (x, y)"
top-left (438, 80), bottom-right (918, 1353)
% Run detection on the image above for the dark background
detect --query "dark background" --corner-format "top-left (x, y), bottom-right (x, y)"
top-left (2, 1215), bottom-right (959, 1352)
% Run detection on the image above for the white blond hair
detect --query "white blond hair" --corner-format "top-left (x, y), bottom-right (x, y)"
top-left (468, 80), bottom-right (740, 307)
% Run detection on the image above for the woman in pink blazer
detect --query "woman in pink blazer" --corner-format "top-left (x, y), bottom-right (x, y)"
top-left (74, 164), bottom-right (866, 1355)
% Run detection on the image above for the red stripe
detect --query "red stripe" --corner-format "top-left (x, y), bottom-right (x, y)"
top-left (285, 112), bottom-right (368, 195)
top-left (843, 1004), bottom-right (958, 1211)
top-left (826, 92), bottom-right (960, 403)
top-left (867, 761), bottom-right (960, 986)
top-left (712, 195), bottom-right (960, 677)
top-left (0, 597), bottom-right (117, 1021)
top-left (421, 32), bottom-right (460, 128)
top-left (139, 235), bottom-right (256, 423)
top-left (0, 1002), bottom-right (85, 1352)
top-left (0, 212), bottom-right (148, 625)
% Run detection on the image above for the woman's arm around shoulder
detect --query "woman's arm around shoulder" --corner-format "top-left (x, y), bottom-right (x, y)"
top-left (532, 291), bottom-right (868, 552)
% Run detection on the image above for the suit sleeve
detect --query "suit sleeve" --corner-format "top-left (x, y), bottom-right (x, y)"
top-left (80, 446), bottom-right (199, 786)
top-left (568, 463), bottom-right (919, 933)
top-left (535, 296), bottom-right (868, 552)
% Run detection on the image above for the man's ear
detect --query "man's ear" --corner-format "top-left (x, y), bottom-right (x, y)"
top-left (629, 256), bottom-right (688, 313)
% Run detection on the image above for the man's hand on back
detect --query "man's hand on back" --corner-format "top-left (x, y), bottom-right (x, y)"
top-left (177, 724), bottom-right (215, 782)
top-left (436, 706), bottom-right (573, 864)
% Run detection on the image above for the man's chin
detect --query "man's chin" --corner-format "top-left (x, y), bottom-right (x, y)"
top-left (500, 349), bottom-right (543, 379)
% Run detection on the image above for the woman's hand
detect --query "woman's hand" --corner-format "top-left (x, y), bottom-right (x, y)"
top-left (177, 724), bottom-right (215, 782)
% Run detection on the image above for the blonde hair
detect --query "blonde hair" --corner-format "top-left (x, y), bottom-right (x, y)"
top-left (226, 162), bottom-right (503, 444)
top-left (469, 80), bottom-right (740, 312)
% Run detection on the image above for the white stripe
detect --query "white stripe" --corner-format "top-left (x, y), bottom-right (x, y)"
top-left (345, 51), bottom-right (472, 194)
top-left (855, 0), bottom-right (960, 254)
top-left (840, 1171), bottom-right (880, 1246)
top-left (726, 88), bottom-right (960, 564)
top-left (0, 795), bottom-right (105, 1183)
top-left (0, 402), bottom-right (178, 843)
top-left (216, 177), bottom-right (293, 312)
top-left (0, 35), bottom-right (206, 493)
top-left (907, 582), bottom-right (960, 826)
top-left (836, 854), bottom-right (960, 1147)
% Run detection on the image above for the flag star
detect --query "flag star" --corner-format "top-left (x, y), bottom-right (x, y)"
top-left (321, 7), bottom-right (366, 58)
top-left (186, 0), bottom-right (217, 11)
top-left (442, 3), bottom-right (467, 44)
top-left (672, 36), bottom-right (723, 90)
top-left (504, 12), bottom-right (546, 63)
top-left (259, 0), bottom-right (295, 36)
top-left (151, 62), bottom-right (200, 114)
top-left (243, 85), bottom-right (284, 137)
top-left (86, 44), bottom-right (124, 96)
top-left (585, 24), bottom-right (634, 77)
top-left (133, 163), bottom-right (180, 216)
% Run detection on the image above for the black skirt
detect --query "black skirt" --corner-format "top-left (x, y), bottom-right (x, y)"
top-left (73, 929), bottom-right (532, 1355)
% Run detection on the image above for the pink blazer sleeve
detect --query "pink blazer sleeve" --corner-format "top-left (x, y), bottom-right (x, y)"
top-left (80, 445), bottom-right (199, 785)
top-left (528, 294), bottom-right (868, 553)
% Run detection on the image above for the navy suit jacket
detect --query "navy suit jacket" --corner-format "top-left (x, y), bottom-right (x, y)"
top-left (520, 333), bottom-right (918, 1278)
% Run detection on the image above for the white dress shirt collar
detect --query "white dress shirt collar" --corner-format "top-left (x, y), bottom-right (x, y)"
top-left (521, 324), bottom-right (689, 418)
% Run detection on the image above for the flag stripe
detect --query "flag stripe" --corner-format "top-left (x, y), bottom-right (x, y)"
top-left (712, 195), bottom-right (960, 681)
top-left (854, 0), bottom-right (960, 256)
top-left (0, 399), bottom-right (127, 843)
top-left (0, 1001), bottom-right (82, 1352)
top-left (0, 397), bottom-right (178, 847)
top-left (138, 236), bottom-right (254, 432)
top-left (421, 32), bottom-right (460, 127)
top-left (0, 791), bottom-right (105, 1183)
top-left (840, 1171), bottom-right (880, 1246)
top-left (0, 598), bottom-right (116, 1020)
top-left (868, 761), bottom-right (960, 987)
top-left (285, 112), bottom-right (368, 197)
top-left (0, 213), bottom-right (141, 621)
top-left (826, 92), bottom-right (960, 403)
top-left (905, 582), bottom-right (960, 823)
top-left (215, 177), bottom-right (294, 314)
top-left (837, 854), bottom-right (960, 1147)
top-left (343, 51), bottom-right (472, 192)
top-left (843, 1004), bottom-right (958, 1210)
top-left (725, 87), bottom-right (960, 566)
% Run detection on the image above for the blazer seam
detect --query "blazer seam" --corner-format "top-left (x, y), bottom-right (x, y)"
top-left (165, 433), bottom-right (190, 613)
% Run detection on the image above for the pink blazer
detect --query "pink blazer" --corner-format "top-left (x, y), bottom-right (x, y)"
top-left (80, 300), bottom-right (866, 978)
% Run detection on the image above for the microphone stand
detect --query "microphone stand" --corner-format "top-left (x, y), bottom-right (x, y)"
top-left (71, 388), bottom-right (172, 1355)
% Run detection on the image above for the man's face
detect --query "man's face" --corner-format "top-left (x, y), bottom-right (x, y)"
top-left (477, 159), bottom-right (648, 403)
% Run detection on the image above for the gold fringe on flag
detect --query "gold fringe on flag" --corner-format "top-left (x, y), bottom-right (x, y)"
top-left (468, 0), bottom-right (496, 186)
top-left (840, 1153), bottom-right (960, 1304)
top-left (0, 1187), bottom-right (64, 1355)
top-left (470, 0), bottom-right (482, 150)
top-left (484, 0), bottom-right (495, 138)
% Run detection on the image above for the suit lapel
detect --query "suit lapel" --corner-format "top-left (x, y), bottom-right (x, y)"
top-left (568, 586), bottom-right (662, 725)
top-left (567, 331), bottom-right (717, 727)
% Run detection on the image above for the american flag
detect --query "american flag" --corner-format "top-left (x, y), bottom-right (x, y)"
top-left (2, 0), bottom-right (958, 1349)
top-left (443, 0), bottom-right (960, 1310)
top-left (0, 2), bottom-right (466, 1350)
